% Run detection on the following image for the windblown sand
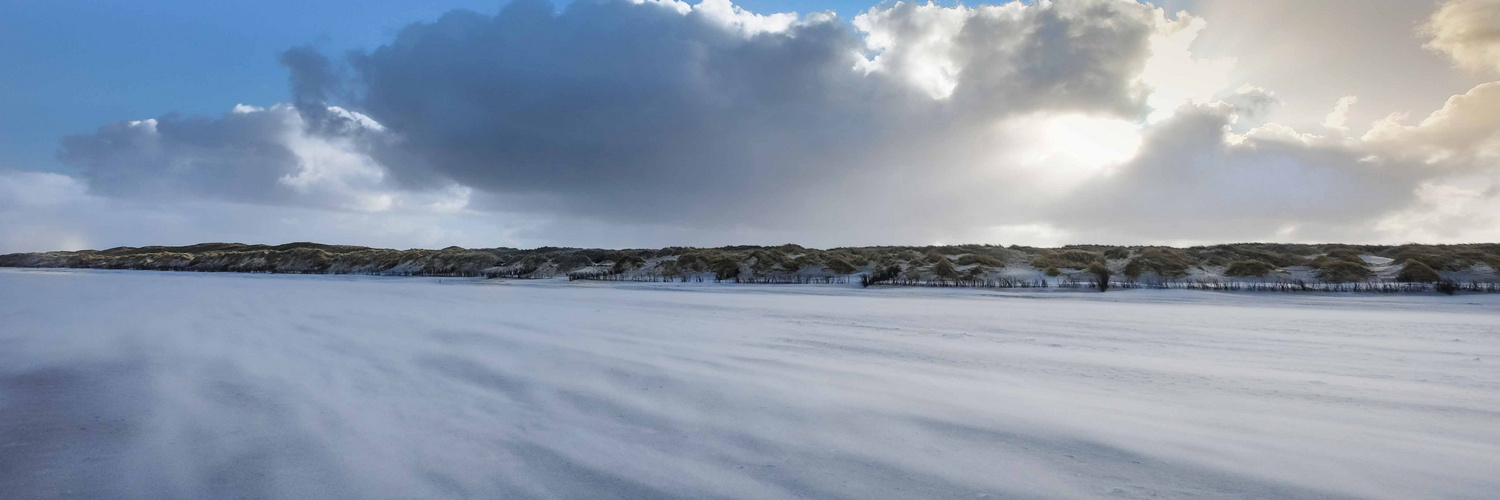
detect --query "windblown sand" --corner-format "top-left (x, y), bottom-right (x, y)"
top-left (2, 269), bottom-right (1497, 499)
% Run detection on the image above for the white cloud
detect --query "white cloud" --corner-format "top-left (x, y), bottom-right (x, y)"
top-left (1231, 122), bottom-right (1323, 146)
top-left (1376, 173), bottom-right (1500, 242)
top-left (852, 1), bottom-right (978, 99)
top-left (1363, 80), bottom-right (1500, 162)
top-left (691, 0), bottom-right (799, 36)
top-left (628, 0), bottom-right (692, 16)
top-left (231, 104), bottom-right (265, 114)
top-left (1424, 0), bottom-right (1500, 73)
top-left (1321, 95), bottom-right (1358, 132)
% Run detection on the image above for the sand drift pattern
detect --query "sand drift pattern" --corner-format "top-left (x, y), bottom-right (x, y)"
top-left (2, 269), bottom-right (1498, 499)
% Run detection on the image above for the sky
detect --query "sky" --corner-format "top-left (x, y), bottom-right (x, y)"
top-left (1, 0), bottom-right (1498, 252)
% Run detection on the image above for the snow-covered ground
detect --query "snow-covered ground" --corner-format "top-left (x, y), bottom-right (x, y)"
top-left (2, 269), bottom-right (1498, 499)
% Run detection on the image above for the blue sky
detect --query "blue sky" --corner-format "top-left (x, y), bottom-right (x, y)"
top-left (2, 0), bottom-right (495, 171)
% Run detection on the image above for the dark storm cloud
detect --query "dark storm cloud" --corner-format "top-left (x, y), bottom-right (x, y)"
top-left (54, 104), bottom-right (414, 212)
top-left (332, 0), bottom-right (1161, 223)
top-left (279, 45), bottom-right (340, 129)
top-left (346, 0), bottom-right (879, 215)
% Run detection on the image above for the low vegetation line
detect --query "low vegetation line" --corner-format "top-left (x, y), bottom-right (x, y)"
top-left (4, 241), bottom-right (1500, 293)
top-left (865, 277), bottom-right (1498, 294)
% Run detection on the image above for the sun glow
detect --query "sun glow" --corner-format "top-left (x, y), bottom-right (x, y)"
top-left (991, 113), bottom-right (1144, 191)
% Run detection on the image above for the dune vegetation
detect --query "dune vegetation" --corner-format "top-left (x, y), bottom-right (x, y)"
top-left (4, 242), bottom-right (1500, 291)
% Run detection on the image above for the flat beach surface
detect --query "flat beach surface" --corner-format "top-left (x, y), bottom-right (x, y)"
top-left (2, 269), bottom-right (1497, 499)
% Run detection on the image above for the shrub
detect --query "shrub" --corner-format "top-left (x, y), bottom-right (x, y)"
top-left (983, 247), bottom-right (1011, 261)
top-left (964, 266), bottom-right (988, 280)
top-left (863, 265), bottom-right (902, 286)
top-left (1308, 250), bottom-right (1369, 281)
top-left (1061, 249), bottom-right (1101, 263)
top-left (1044, 267), bottom-right (1061, 277)
top-left (1124, 247), bottom-right (1191, 280)
top-left (654, 260), bottom-right (682, 276)
top-left (1393, 250), bottom-right (1438, 266)
top-left (1195, 244), bottom-right (1305, 267)
top-left (873, 254), bottom-right (905, 270)
top-left (553, 254), bottom-right (593, 272)
top-left (1317, 260), bottom-right (1370, 283)
top-left (1435, 279), bottom-right (1460, 295)
top-left (710, 256), bottom-right (742, 280)
top-left (1249, 249), bottom-right (1302, 267)
top-left (1325, 248), bottom-right (1364, 262)
top-left (1103, 247), bottom-right (1130, 260)
top-left (611, 254), bottom-right (645, 274)
top-left (750, 250), bottom-right (792, 274)
top-left (956, 254), bottom-right (1005, 267)
top-left (825, 258), bottom-right (857, 275)
top-left (933, 256), bottom-right (959, 280)
top-left (1396, 260), bottom-right (1441, 282)
top-left (788, 254), bottom-right (821, 272)
top-left (675, 252), bottom-right (707, 272)
top-left (1392, 245), bottom-right (1500, 271)
top-left (1032, 249), bottom-right (1101, 270)
top-left (1224, 260), bottom-right (1276, 277)
top-left (774, 243), bottom-right (806, 254)
top-left (826, 252), bottom-right (866, 267)
top-left (1087, 262), bottom-right (1111, 291)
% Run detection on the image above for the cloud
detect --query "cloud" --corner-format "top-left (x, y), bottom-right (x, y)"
top-left (0, 170), bottom-right (89, 209)
top-left (57, 104), bottom-right (466, 214)
top-left (1138, 13), bottom-right (1236, 122)
top-left (1321, 95), bottom-right (1358, 132)
top-left (1049, 101), bottom-right (1419, 242)
top-left (1186, 0), bottom-right (1479, 134)
top-left (279, 45), bottom-right (342, 128)
top-left (1424, 0), bottom-right (1500, 72)
top-left (1363, 81), bottom-right (1500, 162)
top-left (1376, 174), bottom-right (1500, 243)
top-left (324, 0), bottom-right (1200, 230)
top-left (25, 0), bottom-right (1500, 248)
top-left (1054, 69), bottom-right (1500, 243)
top-left (1360, 79), bottom-right (1500, 241)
